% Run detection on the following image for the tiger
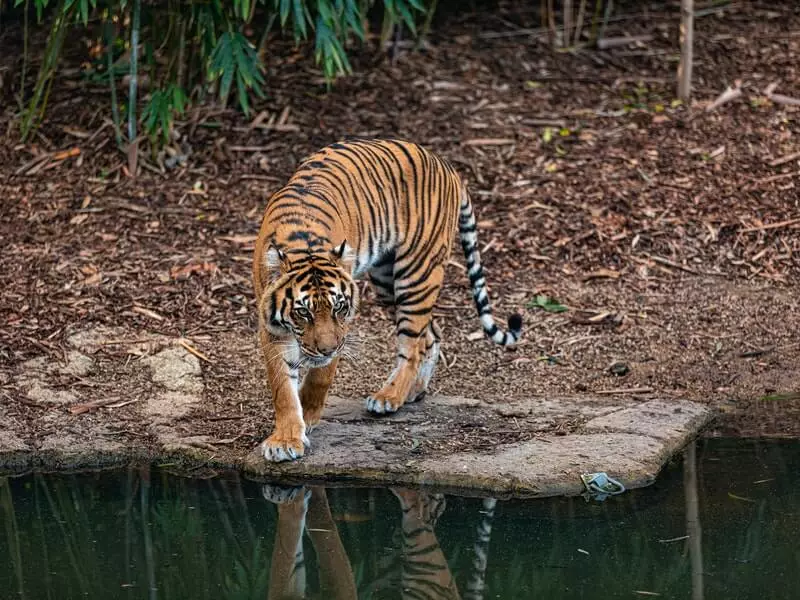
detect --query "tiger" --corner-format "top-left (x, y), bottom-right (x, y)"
top-left (252, 138), bottom-right (523, 462)
top-left (390, 487), bottom-right (461, 600)
top-left (263, 485), bottom-right (357, 600)
top-left (263, 484), bottom-right (483, 600)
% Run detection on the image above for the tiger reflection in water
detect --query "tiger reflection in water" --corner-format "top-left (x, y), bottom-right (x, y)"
top-left (263, 485), bottom-right (497, 600)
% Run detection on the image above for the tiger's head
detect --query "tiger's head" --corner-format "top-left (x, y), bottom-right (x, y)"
top-left (259, 241), bottom-right (359, 367)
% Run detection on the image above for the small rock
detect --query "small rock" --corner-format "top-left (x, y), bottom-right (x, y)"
top-left (20, 351), bottom-right (92, 377)
top-left (59, 350), bottom-right (94, 377)
top-left (66, 325), bottom-right (127, 352)
top-left (143, 346), bottom-right (203, 393)
top-left (145, 391), bottom-right (200, 420)
top-left (25, 381), bottom-right (80, 405)
top-left (0, 430), bottom-right (29, 453)
top-left (608, 361), bottom-right (630, 377)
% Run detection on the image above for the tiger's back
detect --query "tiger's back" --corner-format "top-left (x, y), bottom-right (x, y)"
top-left (255, 138), bottom-right (461, 291)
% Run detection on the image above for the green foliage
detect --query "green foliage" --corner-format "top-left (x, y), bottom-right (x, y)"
top-left (527, 294), bottom-right (568, 313)
top-left (11, 0), bottom-right (436, 149)
top-left (142, 83), bottom-right (187, 144)
top-left (208, 31), bottom-right (265, 116)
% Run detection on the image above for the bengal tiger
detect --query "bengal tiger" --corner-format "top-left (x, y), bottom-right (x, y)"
top-left (264, 485), bottom-right (357, 600)
top-left (253, 138), bottom-right (523, 462)
top-left (263, 484), bottom-right (479, 600)
top-left (391, 487), bottom-right (461, 600)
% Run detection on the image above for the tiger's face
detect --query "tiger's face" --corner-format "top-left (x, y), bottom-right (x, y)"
top-left (261, 243), bottom-right (359, 367)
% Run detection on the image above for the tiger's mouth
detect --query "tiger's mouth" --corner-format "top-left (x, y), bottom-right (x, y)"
top-left (302, 354), bottom-right (335, 368)
top-left (299, 343), bottom-right (345, 367)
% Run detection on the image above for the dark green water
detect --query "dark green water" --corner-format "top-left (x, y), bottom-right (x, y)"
top-left (1, 439), bottom-right (798, 600)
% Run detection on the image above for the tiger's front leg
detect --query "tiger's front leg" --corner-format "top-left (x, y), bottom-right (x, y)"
top-left (259, 330), bottom-right (309, 462)
top-left (300, 357), bottom-right (340, 432)
top-left (365, 263), bottom-right (444, 414)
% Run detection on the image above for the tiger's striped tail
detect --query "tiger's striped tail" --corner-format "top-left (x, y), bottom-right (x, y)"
top-left (458, 188), bottom-right (523, 347)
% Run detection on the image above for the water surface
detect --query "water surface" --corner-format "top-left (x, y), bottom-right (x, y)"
top-left (1, 438), bottom-right (798, 599)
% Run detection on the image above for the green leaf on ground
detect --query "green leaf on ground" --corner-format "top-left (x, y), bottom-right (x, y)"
top-left (760, 392), bottom-right (800, 402)
top-left (527, 295), bottom-right (568, 313)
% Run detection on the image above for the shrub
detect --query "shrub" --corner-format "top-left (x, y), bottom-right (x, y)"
top-left (6, 0), bottom-right (433, 151)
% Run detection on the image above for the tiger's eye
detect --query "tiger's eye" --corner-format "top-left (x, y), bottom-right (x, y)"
top-left (294, 307), bottom-right (313, 321)
top-left (334, 299), bottom-right (349, 315)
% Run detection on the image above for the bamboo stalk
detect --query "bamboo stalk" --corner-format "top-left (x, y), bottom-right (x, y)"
top-left (573, 0), bottom-right (588, 46)
top-left (418, 0), bottom-right (438, 49)
top-left (105, 20), bottom-right (123, 148)
top-left (21, 0), bottom-right (68, 140)
top-left (677, 0), bottom-right (695, 100)
top-left (128, 0), bottom-right (141, 177)
top-left (598, 0), bottom-right (614, 44)
top-left (18, 0), bottom-right (29, 110)
top-left (176, 11), bottom-right (187, 91)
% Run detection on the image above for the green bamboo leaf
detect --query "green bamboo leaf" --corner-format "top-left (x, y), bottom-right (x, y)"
top-left (236, 71), bottom-right (250, 116)
top-left (278, 0), bottom-right (291, 27)
top-left (293, 0), bottom-right (308, 39)
top-left (343, 1), bottom-right (365, 39)
top-left (317, 0), bottom-right (333, 24)
top-left (231, 34), bottom-right (253, 86)
top-left (396, 1), bottom-right (417, 34)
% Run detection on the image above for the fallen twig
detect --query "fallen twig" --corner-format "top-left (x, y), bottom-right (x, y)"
top-left (69, 397), bottom-right (122, 415)
top-left (739, 217), bottom-right (800, 233)
top-left (768, 93), bottom-right (800, 107)
top-left (178, 338), bottom-right (211, 363)
top-left (645, 254), bottom-right (699, 274)
top-left (638, 253), bottom-right (726, 277)
top-left (463, 138), bottom-right (516, 146)
top-left (132, 305), bottom-right (165, 321)
top-left (597, 34), bottom-right (653, 50)
top-left (768, 151), bottom-right (800, 167)
top-left (763, 81), bottom-right (800, 106)
top-left (705, 81), bottom-right (742, 112)
top-left (596, 387), bottom-right (654, 395)
top-left (748, 171), bottom-right (799, 188)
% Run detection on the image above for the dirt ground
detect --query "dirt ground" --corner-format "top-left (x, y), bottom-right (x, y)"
top-left (1, 1), bottom-right (799, 464)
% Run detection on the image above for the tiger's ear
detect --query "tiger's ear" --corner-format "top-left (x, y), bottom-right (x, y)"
top-left (265, 244), bottom-right (291, 278)
top-left (330, 240), bottom-right (356, 272)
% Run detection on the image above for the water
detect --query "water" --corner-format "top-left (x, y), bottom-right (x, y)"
top-left (1, 438), bottom-right (798, 600)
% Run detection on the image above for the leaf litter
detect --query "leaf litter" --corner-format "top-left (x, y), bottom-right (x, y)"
top-left (1, 2), bottom-right (799, 459)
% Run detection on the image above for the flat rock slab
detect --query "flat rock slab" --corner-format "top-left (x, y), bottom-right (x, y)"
top-left (242, 396), bottom-right (711, 498)
top-left (0, 325), bottom-right (713, 498)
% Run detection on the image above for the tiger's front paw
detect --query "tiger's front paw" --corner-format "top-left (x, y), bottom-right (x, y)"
top-left (260, 426), bottom-right (310, 462)
top-left (365, 394), bottom-right (403, 415)
top-left (262, 483), bottom-right (309, 505)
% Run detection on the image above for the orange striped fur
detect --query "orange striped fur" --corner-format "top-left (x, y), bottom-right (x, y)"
top-left (253, 139), bottom-right (522, 461)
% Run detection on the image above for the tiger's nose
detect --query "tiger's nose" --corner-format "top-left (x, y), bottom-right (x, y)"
top-left (317, 343), bottom-right (337, 357)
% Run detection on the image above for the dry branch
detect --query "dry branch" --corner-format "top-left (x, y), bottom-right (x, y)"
top-left (706, 82), bottom-right (742, 112)
top-left (739, 218), bottom-right (800, 233)
top-left (597, 34), bottom-right (653, 50)
top-left (768, 152), bottom-right (800, 167)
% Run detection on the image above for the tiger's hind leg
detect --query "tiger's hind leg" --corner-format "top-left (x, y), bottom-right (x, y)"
top-left (365, 259), bottom-right (445, 414)
top-left (368, 251), bottom-right (396, 306)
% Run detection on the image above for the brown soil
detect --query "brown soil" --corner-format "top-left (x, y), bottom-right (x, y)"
top-left (1, 0), bottom-right (799, 462)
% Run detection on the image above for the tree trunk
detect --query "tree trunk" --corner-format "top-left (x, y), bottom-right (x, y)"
top-left (677, 0), bottom-right (694, 101)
